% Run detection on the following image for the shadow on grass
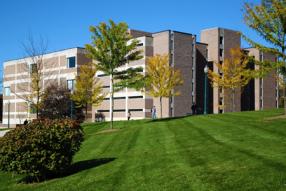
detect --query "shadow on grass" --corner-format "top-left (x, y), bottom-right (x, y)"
top-left (20, 158), bottom-right (116, 184)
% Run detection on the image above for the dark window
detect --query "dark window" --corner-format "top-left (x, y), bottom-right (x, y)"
top-left (219, 36), bottom-right (223, 45)
top-left (30, 63), bottom-right (37, 74)
top-left (30, 104), bottom-right (37, 114)
top-left (128, 96), bottom-right (143, 99)
top-left (103, 98), bottom-right (109, 100)
top-left (113, 97), bottom-right (125, 100)
top-left (67, 57), bottom-right (76, 68)
top-left (219, 49), bottom-right (223, 57)
top-left (129, 109), bottom-right (143, 112)
top-left (219, 97), bottom-right (223, 105)
top-left (102, 85), bottom-right (110, 88)
top-left (97, 73), bottom-right (108, 77)
top-left (137, 43), bottom-right (143, 46)
top-left (97, 110), bottom-right (109, 112)
top-left (114, 109), bottom-right (125, 112)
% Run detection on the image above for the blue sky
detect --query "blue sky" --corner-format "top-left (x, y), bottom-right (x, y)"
top-left (0, 0), bottom-right (262, 89)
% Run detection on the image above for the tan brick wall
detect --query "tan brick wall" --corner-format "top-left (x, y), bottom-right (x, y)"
top-left (60, 56), bottom-right (66, 67)
top-left (16, 102), bottom-right (28, 112)
top-left (16, 82), bottom-right (29, 93)
top-left (152, 31), bottom-right (170, 118)
top-left (201, 29), bottom-right (220, 113)
top-left (4, 65), bottom-right (15, 75)
top-left (16, 63), bottom-right (28, 73)
top-left (173, 32), bottom-right (194, 116)
top-left (43, 57), bottom-right (59, 69)
top-left (201, 28), bottom-right (241, 113)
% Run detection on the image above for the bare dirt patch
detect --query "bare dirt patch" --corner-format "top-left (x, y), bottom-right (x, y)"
top-left (264, 115), bottom-right (286, 121)
top-left (96, 129), bottom-right (120, 135)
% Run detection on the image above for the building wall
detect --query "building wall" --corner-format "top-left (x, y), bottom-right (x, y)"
top-left (196, 43), bottom-right (213, 114)
top-left (92, 36), bottom-right (152, 121)
top-left (246, 48), bottom-right (278, 110)
top-left (172, 31), bottom-right (195, 116)
top-left (152, 31), bottom-right (171, 118)
top-left (201, 28), bottom-right (241, 113)
top-left (2, 48), bottom-right (85, 125)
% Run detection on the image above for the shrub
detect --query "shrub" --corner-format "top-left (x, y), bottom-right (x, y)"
top-left (0, 119), bottom-right (84, 181)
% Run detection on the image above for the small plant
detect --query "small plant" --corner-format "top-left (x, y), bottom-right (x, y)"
top-left (0, 119), bottom-right (84, 182)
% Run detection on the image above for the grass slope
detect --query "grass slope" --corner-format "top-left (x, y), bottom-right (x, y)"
top-left (0, 109), bottom-right (286, 191)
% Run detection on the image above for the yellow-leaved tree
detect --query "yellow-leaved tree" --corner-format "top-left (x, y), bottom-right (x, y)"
top-left (146, 54), bottom-right (183, 118)
top-left (71, 62), bottom-right (105, 120)
top-left (208, 48), bottom-right (252, 112)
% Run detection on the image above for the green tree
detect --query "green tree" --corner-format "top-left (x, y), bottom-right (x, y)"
top-left (71, 62), bottom-right (105, 120)
top-left (146, 54), bottom-right (183, 118)
top-left (243, 0), bottom-right (286, 114)
top-left (85, 20), bottom-right (143, 128)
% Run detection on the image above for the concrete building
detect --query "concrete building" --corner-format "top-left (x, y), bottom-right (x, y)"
top-left (3, 47), bottom-right (90, 126)
top-left (201, 27), bottom-right (278, 113)
top-left (2, 27), bottom-right (279, 125)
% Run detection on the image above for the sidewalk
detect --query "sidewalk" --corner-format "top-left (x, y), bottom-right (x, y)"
top-left (0, 130), bottom-right (10, 137)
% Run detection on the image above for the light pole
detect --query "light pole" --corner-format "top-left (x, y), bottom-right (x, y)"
top-left (8, 101), bottom-right (10, 128)
top-left (204, 65), bottom-right (209, 114)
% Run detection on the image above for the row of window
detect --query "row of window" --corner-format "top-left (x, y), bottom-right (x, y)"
top-left (4, 79), bottom-right (75, 96)
top-left (97, 109), bottom-right (143, 112)
top-left (27, 57), bottom-right (76, 75)
top-left (103, 96), bottom-right (143, 100)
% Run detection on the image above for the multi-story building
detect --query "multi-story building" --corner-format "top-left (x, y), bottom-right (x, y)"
top-left (201, 27), bottom-right (278, 113)
top-left (3, 47), bottom-right (91, 126)
top-left (2, 27), bottom-right (279, 125)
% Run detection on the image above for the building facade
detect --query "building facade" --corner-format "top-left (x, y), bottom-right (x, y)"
top-left (2, 27), bottom-right (279, 125)
top-left (3, 47), bottom-right (90, 126)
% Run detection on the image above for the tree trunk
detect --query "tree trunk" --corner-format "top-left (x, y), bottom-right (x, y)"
top-left (232, 88), bottom-right (235, 112)
top-left (85, 103), bottom-right (88, 121)
top-left (284, 86), bottom-right (286, 115)
top-left (110, 76), bottom-right (114, 129)
top-left (160, 96), bottom-right (162, 118)
top-left (283, 45), bottom-right (286, 115)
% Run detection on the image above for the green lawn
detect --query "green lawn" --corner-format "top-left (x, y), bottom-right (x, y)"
top-left (1, 109), bottom-right (286, 191)
top-left (0, 128), bottom-right (10, 131)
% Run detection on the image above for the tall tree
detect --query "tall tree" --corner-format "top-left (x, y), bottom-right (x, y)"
top-left (208, 48), bottom-right (252, 112)
top-left (85, 20), bottom-right (143, 128)
top-left (14, 35), bottom-right (49, 119)
top-left (243, 0), bottom-right (286, 114)
top-left (71, 62), bottom-right (105, 120)
top-left (146, 54), bottom-right (183, 118)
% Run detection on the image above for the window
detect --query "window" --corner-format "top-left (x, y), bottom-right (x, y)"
top-left (67, 79), bottom-right (75, 91)
top-left (113, 97), bottom-right (125, 100)
top-left (102, 85), bottom-right (110, 88)
top-left (4, 87), bottom-right (10, 96)
top-left (97, 73), bottom-right (108, 77)
top-left (128, 109), bottom-right (143, 112)
top-left (137, 43), bottom-right (143, 46)
top-left (219, 49), bottom-right (223, 57)
top-left (30, 104), bottom-right (36, 114)
top-left (30, 63), bottom-right (37, 74)
top-left (128, 96), bottom-right (143, 99)
top-left (67, 57), bottom-right (76, 68)
top-left (114, 109), bottom-right (125, 112)
top-left (219, 36), bottom-right (223, 45)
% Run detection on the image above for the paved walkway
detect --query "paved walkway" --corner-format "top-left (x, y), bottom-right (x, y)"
top-left (0, 130), bottom-right (10, 137)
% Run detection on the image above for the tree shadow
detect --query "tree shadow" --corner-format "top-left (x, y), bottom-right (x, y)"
top-left (20, 157), bottom-right (116, 184)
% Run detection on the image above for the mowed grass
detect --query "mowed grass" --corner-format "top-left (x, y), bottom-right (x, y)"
top-left (1, 109), bottom-right (286, 191)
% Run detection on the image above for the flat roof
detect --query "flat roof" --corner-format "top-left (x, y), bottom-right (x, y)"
top-left (4, 47), bottom-right (85, 63)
